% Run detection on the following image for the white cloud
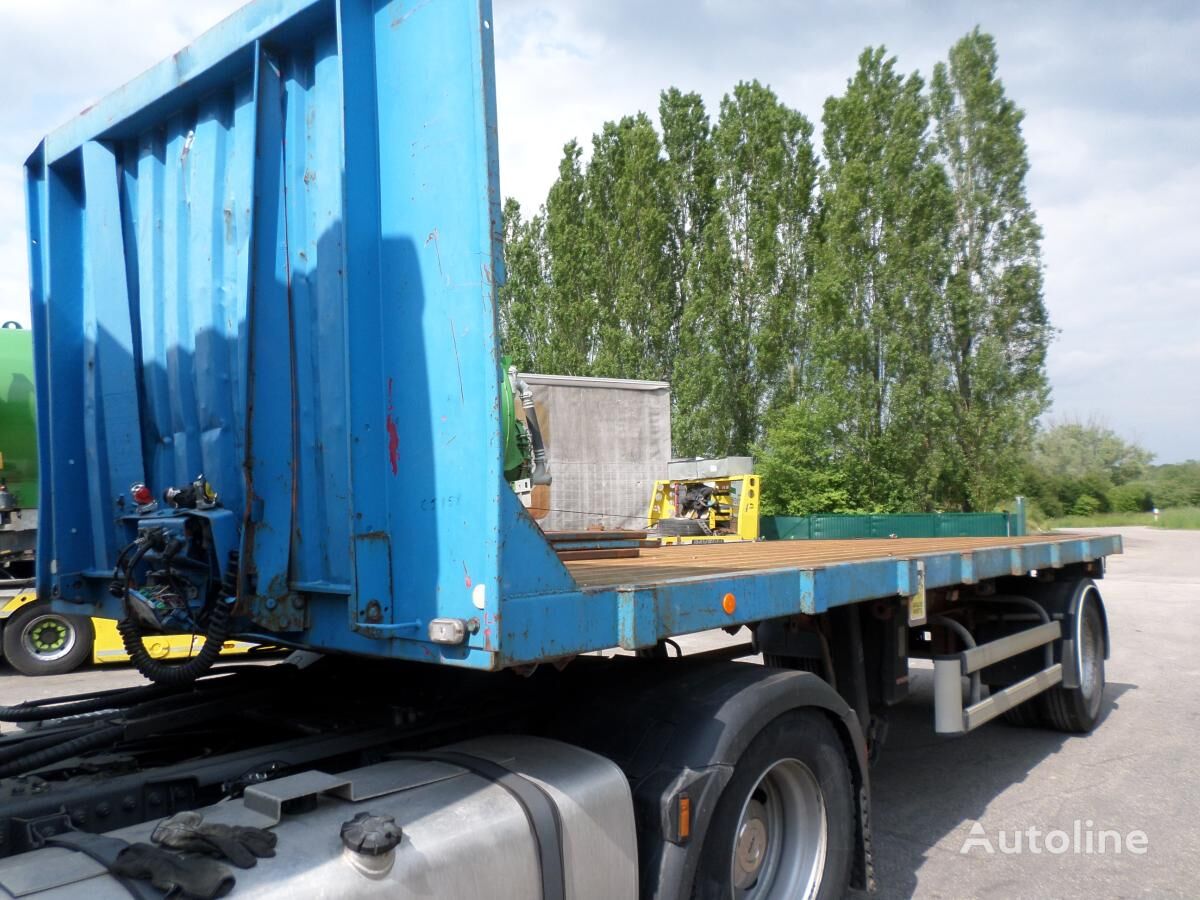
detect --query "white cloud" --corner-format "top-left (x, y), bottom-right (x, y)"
top-left (0, 0), bottom-right (1196, 461)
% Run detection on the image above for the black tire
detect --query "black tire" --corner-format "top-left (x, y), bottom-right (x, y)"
top-left (654, 517), bottom-right (709, 537)
top-left (2, 601), bottom-right (94, 676)
top-left (691, 709), bottom-right (855, 900)
top-left (1039, 596), bottom-right (1106, 733)
top-left (1001, 698), bottom-right (1044, 728)
top-left (762, 654), bottom-right (824, 676)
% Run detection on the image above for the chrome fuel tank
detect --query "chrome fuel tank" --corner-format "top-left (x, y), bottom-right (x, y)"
top-left (0, 736), bottom-right (638, 899)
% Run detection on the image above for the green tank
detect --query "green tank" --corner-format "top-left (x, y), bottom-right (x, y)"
top-left (500, 357), bottom-right (532, 483)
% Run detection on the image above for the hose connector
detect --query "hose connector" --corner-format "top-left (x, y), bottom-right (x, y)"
top-left (515, 378), bottom-right (552, 487)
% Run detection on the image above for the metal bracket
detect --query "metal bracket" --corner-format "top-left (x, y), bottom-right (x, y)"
top-left (226, 760), bottom-right (471, 828)
top-left (617, 587), bottom-right (657, 650)
top-left (906, 561), bottom-right (927, 627)
top-left (933, 621), bottom-right (1064, 734)
top-left (352, 620), bottom-right (421, 639)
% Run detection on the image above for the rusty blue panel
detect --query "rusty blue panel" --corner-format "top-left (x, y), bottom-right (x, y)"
top-left (27, 0), bottom-right (513, 666)
top-left (241, 46), bottom-right (296, 621)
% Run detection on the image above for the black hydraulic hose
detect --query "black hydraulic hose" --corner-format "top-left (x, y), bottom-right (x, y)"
top-left (0, 724), bottom-right (123, 779)
top-left (0, 683), bottom-right (175, 723)
top-left (117, 596), bottom-right (234, 686)
top-left (121, 668), bottom-right (278, 720)
top-left (0, 726), bottom-right (90, 766)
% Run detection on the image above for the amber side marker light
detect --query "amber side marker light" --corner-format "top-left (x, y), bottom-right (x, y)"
top-left (677, 793), bottom-right (691, 841)
top-left (722, 592), bottom-right (736, 615)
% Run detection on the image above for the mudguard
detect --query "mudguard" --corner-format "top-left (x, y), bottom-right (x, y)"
top-left (545, 658), bottom-right (872, 897)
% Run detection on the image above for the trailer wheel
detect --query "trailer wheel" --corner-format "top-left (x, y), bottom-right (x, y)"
top-left (2, 602), bottom-right (94, 676)
top-left (692, 709), bottom-right (854, 900)
top-left (1039, 598), bottom-right (1106, 733)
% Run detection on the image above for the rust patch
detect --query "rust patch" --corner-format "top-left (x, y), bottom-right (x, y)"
top-left (391, 0), bottom-right (433, 29)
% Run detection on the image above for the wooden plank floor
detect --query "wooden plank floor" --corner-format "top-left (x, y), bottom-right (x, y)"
top-left (564, 534), bottom-right (1098, 589)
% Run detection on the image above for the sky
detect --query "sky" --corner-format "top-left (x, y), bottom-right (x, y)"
top-left (0, 1), bottom-right (1195, 462)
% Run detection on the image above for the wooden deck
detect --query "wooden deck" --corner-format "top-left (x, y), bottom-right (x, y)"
top-left (563, 534), bottom-right (1097, 589)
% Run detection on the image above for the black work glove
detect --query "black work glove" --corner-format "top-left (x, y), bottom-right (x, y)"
top-left (152, 811), bottom-right (278, 869)
top-left (112, 842), bottom-right (235, 900)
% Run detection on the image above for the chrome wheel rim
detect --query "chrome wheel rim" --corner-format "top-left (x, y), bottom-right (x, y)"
top-left (1080, 593), bottom-right (1104, 716)
top-left (21, 614), bottom-right (77, 662)
top-left (729, 758), bottom-right (827, 899)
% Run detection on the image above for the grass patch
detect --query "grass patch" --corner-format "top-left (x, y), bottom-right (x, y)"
top-left (1044, 506), bottom-right (1200, 530)
top-left (1157, 507), bottom-right (1200, 529)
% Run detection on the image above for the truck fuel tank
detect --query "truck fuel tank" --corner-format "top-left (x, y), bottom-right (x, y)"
top-left (0, 735), bottom-right (638, 900)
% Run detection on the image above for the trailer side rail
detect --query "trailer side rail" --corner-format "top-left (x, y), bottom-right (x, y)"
top-left (496, 533), bottom-right (1120, 667)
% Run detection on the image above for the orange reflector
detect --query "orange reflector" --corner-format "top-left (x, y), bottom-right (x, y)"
top-left (678, 793), bottom-right (691, 841)
top-left (722, 592), bottom-right (736, 614)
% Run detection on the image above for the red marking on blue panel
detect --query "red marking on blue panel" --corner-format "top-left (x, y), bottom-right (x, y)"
top-left (386, 377), bottom-right (400, 475)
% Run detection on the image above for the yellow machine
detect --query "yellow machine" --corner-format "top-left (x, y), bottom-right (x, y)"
top-left (647, 472), bottom-right (761, 545)
top-left (0, 592), bottom-right (258, 676)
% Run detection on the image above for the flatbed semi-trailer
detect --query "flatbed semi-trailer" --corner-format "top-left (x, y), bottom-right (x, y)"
top-left (4, 1), bottom-right (1121, 897)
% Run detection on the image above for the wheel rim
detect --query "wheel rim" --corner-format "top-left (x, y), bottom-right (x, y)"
top-left (1079, 594), bottom-right (1104, 716)
top-left (728, 758), bottom-right (827, 899)
top-left (20, 614), bottom-right (78, 662)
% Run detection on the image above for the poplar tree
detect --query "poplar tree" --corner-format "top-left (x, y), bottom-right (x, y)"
top-left (931, 29), bottom-right (1051, 509)
top-left (540, 141), bottom-right (598, 374)
top-left (806, 47), bottom-right (953, 510)
top-left (673, 81), bottom-right (818, 457)
top-left (658, 89), bottom-right (720, 453)
top-left (584, 114), bottom-right (676, 381)
top-left (496, 197), bottom-right (546, 372)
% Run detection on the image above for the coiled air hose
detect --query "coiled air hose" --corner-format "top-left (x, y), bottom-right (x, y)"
top-left (115, 535), bottom-right (235, 685)
top-left (118, 597), bottom-right (234, 686)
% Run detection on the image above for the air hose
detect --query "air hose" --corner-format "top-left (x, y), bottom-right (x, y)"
top-left (515, 378), bottom-right (552, 486)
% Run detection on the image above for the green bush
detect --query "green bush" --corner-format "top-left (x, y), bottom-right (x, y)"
top-left (1070, 494), bottom-right (1101, 516)
top-left (1109, 482), bottom-right (1154, 513)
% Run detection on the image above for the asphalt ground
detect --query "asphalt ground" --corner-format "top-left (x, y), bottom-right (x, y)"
top-left (851, 526), bottom-right (1198, 899)
top-left (0, 526), bottom-right (1194, 897)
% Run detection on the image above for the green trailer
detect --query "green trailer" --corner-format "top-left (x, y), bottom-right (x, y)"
top-left (0, 322), bottom-right (37, 579)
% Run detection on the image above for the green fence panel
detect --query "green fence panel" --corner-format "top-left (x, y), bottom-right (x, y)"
top-left (760, 516), bottom-right (812, 540)
top-left (761, 510), bottom-right (1023, 541)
